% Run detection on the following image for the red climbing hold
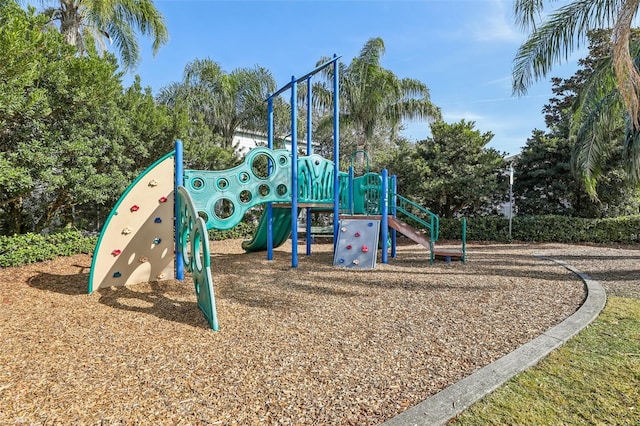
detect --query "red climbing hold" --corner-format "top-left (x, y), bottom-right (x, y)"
top-left (158, 196), bottom-right (168, 203)
top-left (346, 245), bottom-right (352, 250)
top-left (354, 232), bottom-right (360, 237)
top-left (361, 245), bottom-right (369, 253)
top-left (130, 205), bottom-right (140, 212)
top-left (111, 249), bottom-right (122, 256)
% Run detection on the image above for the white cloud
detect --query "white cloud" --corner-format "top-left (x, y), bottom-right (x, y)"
top-left (469, 0), bottom-right (520, 43)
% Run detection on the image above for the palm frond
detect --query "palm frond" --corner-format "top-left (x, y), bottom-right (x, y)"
top-left (513, 0), bottom-right (619, 96)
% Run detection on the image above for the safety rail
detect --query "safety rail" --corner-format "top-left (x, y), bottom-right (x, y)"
top-left (393, 193), bottom-right (440, 243)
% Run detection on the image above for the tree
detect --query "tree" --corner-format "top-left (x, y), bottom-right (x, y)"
top-left (314, 37), bottom-right (441, 161)
top-left (512, 0), bottom-right (640, 192)
top-left (515, 29), bottom-right (640, 218)
top-left (0, 0), bottom-right (181, 234)
top-left (158, 59), bottom-right (278, 164)
top-left (388, 120), bottom-right (506, 218)
top-left (38, 0), bottom-right (168, 70)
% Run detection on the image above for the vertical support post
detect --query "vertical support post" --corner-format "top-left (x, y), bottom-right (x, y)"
top-left (306, 76), bottom-right (313, 155)
top-left (174, 139), bottom-right (184, 280)
top-left (306, 77), bottom-right (313, 256)
top-left (381, 168), bottom-right (389, 264)
top-left (291, 77), bottom-right (299, 268)
top-left (348, 166), bottom-right (354, 215)
top-left (267, 96), bottom-right (274, 260)
top-left (508, 163), bottom-right (514, 240)
top-left (332, 55), bottom-right (340, 251)
top-left (391, 174), bottom-right (397, 258)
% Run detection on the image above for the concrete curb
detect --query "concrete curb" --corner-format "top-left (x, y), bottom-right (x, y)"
top-left (382, 256), bottom-right (607, 426)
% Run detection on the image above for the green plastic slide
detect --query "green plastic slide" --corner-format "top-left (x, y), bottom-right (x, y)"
top-left (242, 206), bottom-right (293, 252)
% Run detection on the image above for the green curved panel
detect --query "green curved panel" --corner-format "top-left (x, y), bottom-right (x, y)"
top-left (177, 186), bottom-right (219, 331)
top-left (241, 207), bottom-right (292, 252)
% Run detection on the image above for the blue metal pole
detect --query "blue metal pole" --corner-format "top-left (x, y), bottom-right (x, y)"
top-left (291, 77), bottom-right (299, 268)
top-left (174, 139), bottom-right (184, 280)
top-left (381, 169), bottom-right (389, 264)
top-left (332, 55), bottom-right (340, 250)
top-left (267, 96), bottom-right (274, 260)
top-left (391, 174), bottom-right (397, 258)
top-left (306, 76), bottom-right (313, 155)
top-left (306, 77), bottom-right (312, 255)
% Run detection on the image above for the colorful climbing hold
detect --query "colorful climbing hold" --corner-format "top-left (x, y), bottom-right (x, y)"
top-left (113, 272), bottom-right (122, 278)
top-left (153, 238), bottom-right (162, 244)
top-left (154, 217), bottom-right (162, 223)
top-left (352, 259), bottom-right (360, 265)
top-left (130, 205), bottom-right (140, 212)
top-left (341, 227), bottom-right (347, 232)
top-left (346, 245), bottom-right (352, 250)
top-left (148, 180), bottom-right (158, 187)
top-left (121, 227), bottom-right (132, 235)
top-left (368, 222), bottom-right (374, 227)
top-left (158, 196), bottom-right (168, 203)
top-left (354, 232), bottom-right (361, 237)
top-left (361, 245), bottom-right (369, 253)
top-left (111, 249), bottom-right (121, 256)
top-left (156, 272), bottom-right (166, 280)
top-left (139, 256), bottom-right (148, 263)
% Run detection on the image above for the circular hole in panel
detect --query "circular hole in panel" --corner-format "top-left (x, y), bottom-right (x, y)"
top-left (251, 153), bottom-right (274, 179)
top-left (194, 279), bottom-right (201, 296)
top-left (213, 198), bottom-right (235, 219)
top-left (276, 184), bottom-right (287, 197)
top-left (314, 159), bottom-right (320, 166)
top-left (239, 190), bottom-right (252, 204)
top-left (258, 184), bottom-right (270, 197)
top-left (198, 211), bottom-right (209, 223)
top-left (278, 155), bottom-right (288, 166)
top-left (239, 171), bottom-right (250, 183)
top-left (216, 178), bottom-right (229, 190)
top-left (191, 177), bottom-right (205, 191)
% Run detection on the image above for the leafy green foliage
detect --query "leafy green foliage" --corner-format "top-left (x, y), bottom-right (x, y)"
top-left (209, 221), bottom-right (257, 241)
top-left (0, 230), bottom-right (96, 267)
top-left (0, 0), bottom-right (183, 236)
top-left (440, 215), bottom-right (640, 244)
top-left (388, 120), bottom-right (506, 218)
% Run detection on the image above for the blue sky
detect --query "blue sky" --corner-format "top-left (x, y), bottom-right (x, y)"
top-left (123, 0), bottom-right (583, 156)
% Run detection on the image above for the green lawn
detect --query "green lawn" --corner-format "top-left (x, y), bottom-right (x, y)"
top-left (452, 296), bottom-right (640, 425)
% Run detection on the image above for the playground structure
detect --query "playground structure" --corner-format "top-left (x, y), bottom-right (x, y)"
top-left (88, 57), bottom-right (466, 331)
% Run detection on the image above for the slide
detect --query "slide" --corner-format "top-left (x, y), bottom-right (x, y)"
top-left (242, 206), bottom-right (293, 252)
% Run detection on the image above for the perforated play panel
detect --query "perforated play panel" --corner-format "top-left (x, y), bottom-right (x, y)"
top-left (333, 219), bottom-right (380, 269)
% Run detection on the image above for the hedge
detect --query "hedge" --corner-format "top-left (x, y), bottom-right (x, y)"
top-left (0, 230), bottom-right (97, 268)
top-left (439, 215), bottom-right (640, 244)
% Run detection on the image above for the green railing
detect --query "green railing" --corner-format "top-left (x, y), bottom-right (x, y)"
top-left (393, 193), bottom-right (440, 243)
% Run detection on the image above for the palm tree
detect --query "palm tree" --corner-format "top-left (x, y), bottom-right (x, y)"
top-left (158, 58), bottom-right (277, 150)
top-left (40, 0), bottom-right (168, 70)
top-left (315, 37), bottom-right (441, 156)
top-left (512, 0), bottom-right (640, 195)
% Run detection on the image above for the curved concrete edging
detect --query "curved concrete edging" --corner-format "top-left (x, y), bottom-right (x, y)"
top-left (382, 256), bottom-right (607, 426)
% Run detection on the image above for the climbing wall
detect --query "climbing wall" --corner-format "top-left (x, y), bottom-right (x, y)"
top-left (333, 219), bottom-right (381, 269)
top-left (88, 152), bottom-right (176, 292)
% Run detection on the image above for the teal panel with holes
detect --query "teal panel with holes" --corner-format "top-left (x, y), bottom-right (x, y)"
top-left (184, 148), bottom-right (344, 230)
top-left (184, 148), bottom-right (293, 230)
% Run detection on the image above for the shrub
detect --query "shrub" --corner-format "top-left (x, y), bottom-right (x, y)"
top-left (440, 215), bottom-right (640, 244)
top-left (0, 230), bottom-right (97, 267)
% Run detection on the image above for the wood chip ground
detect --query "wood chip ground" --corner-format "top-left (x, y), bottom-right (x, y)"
top-left (1, 239), bottom-right (637, 425)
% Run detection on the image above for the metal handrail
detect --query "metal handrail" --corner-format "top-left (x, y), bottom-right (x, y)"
top-left (393, 193), bottom-right (440, 243)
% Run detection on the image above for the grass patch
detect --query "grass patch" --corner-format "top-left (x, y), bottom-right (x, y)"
top-left (452, 296), bottom-right (640, 425)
